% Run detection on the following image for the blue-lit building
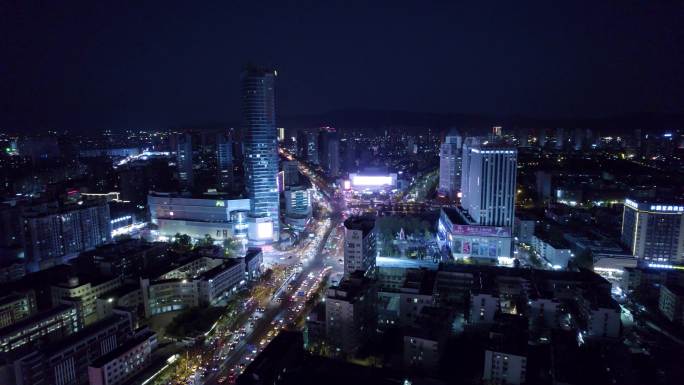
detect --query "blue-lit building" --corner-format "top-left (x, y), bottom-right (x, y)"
top-left (176, 133), bottom-right (193, 189)
top-left (241, 66), bottom-right (280, 242)
top-left (216, 132), bottom-right (234, 192)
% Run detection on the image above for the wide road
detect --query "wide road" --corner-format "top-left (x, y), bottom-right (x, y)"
top-left (204, 156), bottom-right (337, 385)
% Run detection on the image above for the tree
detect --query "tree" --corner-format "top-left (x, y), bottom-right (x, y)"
top-left (572, 249), bottom-right (594, 269)
top-left (223, 236), bottom-right (241, 257)
top-left (172, 233), bottom-right (192, 251)
top-left (195, 234), bottom-right (215, 248)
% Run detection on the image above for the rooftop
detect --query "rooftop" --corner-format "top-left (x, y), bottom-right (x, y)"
top-left (344, 216), bottom-right (376, 236)
top-left (89, 329), bottom-right (156, 367)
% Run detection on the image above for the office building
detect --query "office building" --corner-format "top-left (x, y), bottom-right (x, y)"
top-left (241, 65), bottom-right (280, 242)
top-left (0, 292), bottom-right (37, 329)
top-left (282, 160), bottom-right (300, 186)
top-left (483, 346), bottom-right (527, 385)
top-left (51, 276), bottom-right (123, 325)
top-left (621, 198), bottom-right (684, 264)
top-left (460, 139), bottom-right (517, 228)
top-left (243, 247), bottom-right (264, 281)
top-left (325, 274), bottom-right (375, 354)
top-left (88, 329), bottom-right (157, 385)
top-left (297, 130), bottom-right (319, 165)
top-left (343, 216), bottom-right (377, 278)
top-left (22, 200), bottom-right (112, 270)
top-left (216, 132), bottom-right (234, 192)
top-left (140, 256), bottom-right (244, 316)
top-left (196, 259), bottom-right (245, 305)
top-left (148, 192), bottom-right (250, 241)
top-left (318, 128), bottom-right (340, 177)
top-left (0, 304), bottom-right (81, 353)
top-left (530, 233), bottom-right (574, 268)
top-left (658, 285), bottom-right (684, 324)
top-left (439, 130), bottom-right (463, 200)
top-left (6, 314), bottom-right (132, 385)
top-left (284, 186), bottom-right (312, 217)
top-left (176, 133), bottom-right (193, 189)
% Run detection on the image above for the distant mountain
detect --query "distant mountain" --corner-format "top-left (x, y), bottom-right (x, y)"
top-left (38, 110), bottom-right (681, 135)
top-left (277, 109), bottom-right (684, 135)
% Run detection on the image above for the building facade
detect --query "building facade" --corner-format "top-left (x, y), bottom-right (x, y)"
top-left (22, 200), bottom-right (112, 271)
top-left (87, 330), bottom-right (157, 385)
top-left (216, 132), bottom-right (234, 192)
top-left (148, 192), bottom-right (250, 241)
top-left (460, 140), bottom-right (517, 228)
top-left (241, 65), bottom-right (280, 242)
top-left (621, 198), bottom-right (684, 264)
top-left (438, 131), bottom-right (462, 200)
top-left (176, 133), bottom-right (193, 189)
top-left (343, 217), bottom-right (377, 278)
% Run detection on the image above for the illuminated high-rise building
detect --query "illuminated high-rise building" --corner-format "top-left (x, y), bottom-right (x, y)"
top-left (176, 133), bottom-right (193, 189)
top-left (460, 139), bottom-right (517, 228)
top-left (318, 127), bottom-right (340, 177)
top-left (241, 65), bottom-right (280, 242)
top-left (216, 132), bottom-right (234, 191)
top-left (621, 198), bottom-right (684, 264)
top-left (438, 130), bottom-right (463, 200)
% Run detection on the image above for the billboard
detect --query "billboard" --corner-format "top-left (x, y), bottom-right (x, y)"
top-left (349, 173), bottom-right (397, 189)
top-left (451, 224), bottom-right (511, 237)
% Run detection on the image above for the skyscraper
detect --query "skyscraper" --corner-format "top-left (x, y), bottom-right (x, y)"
top-left (176, 133), bottom-right (193, 189)
top-left (241, 65), bottom-right (280, 242)
top-left (216, 132), bottom-right (234, 192)
top-left (460, 139), bottom-right (517, 228)
top-left (296, 129), bottom-right (319, 165)
top-left (438, 130), bottom-right (463, 200)
top-left (318, 128), bottom-right (340, 177)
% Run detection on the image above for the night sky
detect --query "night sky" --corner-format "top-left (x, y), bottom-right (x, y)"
top-left (2, 0), bottom-right (683, 131)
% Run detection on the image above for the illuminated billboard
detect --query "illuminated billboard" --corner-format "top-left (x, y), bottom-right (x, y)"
top-left (248, 216), bottom-right (274, 242)
top-left (349, 173), bottom-right (397, 189)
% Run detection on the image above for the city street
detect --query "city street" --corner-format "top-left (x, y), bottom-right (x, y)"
top-left (145, 155), bottom-right (340, 385)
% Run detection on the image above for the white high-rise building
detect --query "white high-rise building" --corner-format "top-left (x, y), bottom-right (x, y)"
top-left (460, 139), bottom-right (517, 228)
top-left (438, 131), bottom-right (463, 200)
top-left (343, 216), bottom-right (376, 278)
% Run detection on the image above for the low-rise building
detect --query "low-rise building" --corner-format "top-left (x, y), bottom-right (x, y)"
top-left (87, 329), bottom-right (157, 385)
top-left (51, 275), bottom-right (123, 325)
top-left (659, 284), bottom-right (684, 324)
top-left (483, 315), bottom-right (529, 385)
top-left (148, 192), bottom-right (251, 242)
top-left (243, 247), bottom-right (263, 281)
top-left (0, 292), bottom-right (37, 329)
top-left (530, 233), bottom-right (574, 268)
top-left (7, 314), bottom-right (132, 385)
top-left (197, 259), bottom-right (245, 305)
top-left (0, 304), bottom-right (81, 353)
top-left (325, 273), bottom-right (375, 354)
top-left (438, 207), bottom-right (513, 261)
top-left (514, 214), bottom-right (537, 244)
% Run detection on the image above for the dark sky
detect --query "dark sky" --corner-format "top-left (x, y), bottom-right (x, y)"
top-left (2, 0), bottom-right (683, 131)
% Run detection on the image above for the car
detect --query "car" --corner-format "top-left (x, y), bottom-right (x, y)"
top-left (218, 377), bottom-right (227, 383)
